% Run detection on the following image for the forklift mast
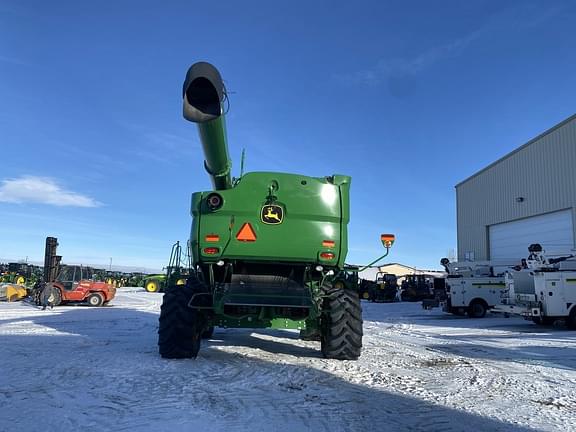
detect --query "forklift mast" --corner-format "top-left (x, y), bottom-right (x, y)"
top-left (43, 237), bottom-right (62, 283)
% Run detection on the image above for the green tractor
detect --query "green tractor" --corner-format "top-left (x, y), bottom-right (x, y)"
top-left (143, 241), bottom-right (191, 293)
top-left (0, 263), bottom-right (32, 286)
top-left (142, 273), bottom-right (166, 293)
top-left (158, 62), bottom-right (395, 360)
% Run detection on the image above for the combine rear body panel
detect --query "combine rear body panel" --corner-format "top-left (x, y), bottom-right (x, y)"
top-left (158, 61), bottom-right (393, 361)
top-left (192, 172), bottom-right (350, 266)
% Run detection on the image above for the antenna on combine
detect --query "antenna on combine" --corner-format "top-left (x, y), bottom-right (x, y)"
top-left (239, 148), bottom-right (246, 179)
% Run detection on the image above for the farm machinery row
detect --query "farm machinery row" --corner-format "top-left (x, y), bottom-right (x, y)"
top-left (0, 262), bottom-right (43, 302)
top-left (358, 272), bottom-right (439, 303)
top-left (1, 237), bottom-right (117, 307)
top-left (1, 239), bottom-right (192, 300)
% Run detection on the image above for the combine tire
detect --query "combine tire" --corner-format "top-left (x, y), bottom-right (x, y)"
top-left (87, 293), bottom-right (104, 307)
top-left (321, 287), bottom-right (363, 360)
top-left (201, 326), bottom-right (214, 339)
top-left (468, 300), bottom-right (487, 318)
top-left (158, 279), bottom-right (206, 359)
top-left (145, 279), bottom-right (161, 293)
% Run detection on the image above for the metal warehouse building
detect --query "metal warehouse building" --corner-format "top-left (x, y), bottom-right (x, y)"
top-left (457, 114), bottom-right (576, 261)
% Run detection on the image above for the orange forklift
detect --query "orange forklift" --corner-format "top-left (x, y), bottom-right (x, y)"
top-left (33, 237), bottom-right (116, 307)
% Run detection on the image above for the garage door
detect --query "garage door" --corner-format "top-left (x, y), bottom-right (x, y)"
top-left (489, 209), bottom-right (574, 260)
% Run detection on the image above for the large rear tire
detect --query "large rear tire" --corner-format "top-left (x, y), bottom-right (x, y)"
top-left (158, 278), bottom-right (206, 359)
top-left (321, 287), bottom-right (363, 360)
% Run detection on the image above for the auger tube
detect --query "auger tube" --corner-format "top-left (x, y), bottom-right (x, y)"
top-left (182, 61), bottom-right (232, 190)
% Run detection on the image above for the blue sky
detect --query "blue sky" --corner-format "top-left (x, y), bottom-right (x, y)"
top-left (1, 0), bottom-right (575, 271)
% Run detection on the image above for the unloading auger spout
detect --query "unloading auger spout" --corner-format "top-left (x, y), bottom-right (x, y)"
top-left (182, 61), bottom-right (232, 190)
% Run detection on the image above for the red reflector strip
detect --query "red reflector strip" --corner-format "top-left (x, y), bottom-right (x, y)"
top-left (203, 247), bottom-right (220, 255)
top-left (205, 234), bottom-right (220, 242)
top-left (322, 240), bottom-right (335, 248)
top-left (320, 252), bottom-right (335, 260)
top-left (236, 223), bottom-right (257, 242)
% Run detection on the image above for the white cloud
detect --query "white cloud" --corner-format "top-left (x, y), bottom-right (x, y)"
top-left (337, 29), bottom-right (482, 87)
top-left (335, 4), bottom-right (564, 87)
top-left (0, 176), bottom-right (101, 207)
top-left (0, 55), bottom-right (26, 65)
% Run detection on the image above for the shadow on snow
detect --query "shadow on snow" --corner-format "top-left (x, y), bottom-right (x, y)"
top-left (0, 302), bottom-right (540, 432)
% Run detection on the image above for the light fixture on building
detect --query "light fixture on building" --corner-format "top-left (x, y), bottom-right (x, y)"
top-left (515, 197), bottom-right (525, 203)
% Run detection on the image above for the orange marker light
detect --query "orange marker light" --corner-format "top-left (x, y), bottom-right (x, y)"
top-left (322, 240), bottom-right (335, 248)
top-left (205, 234), bottom-right (220, 242)
top-left (381, 234), bottom-right (395, 247)
top-left (236, 223), bottom-right (257, 242)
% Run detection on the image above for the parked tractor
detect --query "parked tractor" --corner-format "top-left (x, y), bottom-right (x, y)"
top-left (0, 262), bottom-right (31, 286)
top-left (400, 274), bottom-right (434, 302)
top-left (143, 241), bottom-right (191, 292)
top-left (126, 272), bottom-right (146, 287)
top-left (142, 273), bottom-right (166, 293)
top-left (32, 237), bottom-right (116, 307)
top-left (371, 272), bottom-right (399, 302)
top-left (157, 61), bottom-right (394, 361)
top-left (358, 272), bottom-right (398, 302)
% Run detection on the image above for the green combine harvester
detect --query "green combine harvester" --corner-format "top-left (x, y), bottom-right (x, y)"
top-left (158, 62), bottom-right (395, 360)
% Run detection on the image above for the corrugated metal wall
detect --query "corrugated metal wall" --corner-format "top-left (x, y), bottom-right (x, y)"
top-left (456, 115), bottom-right (576, 260)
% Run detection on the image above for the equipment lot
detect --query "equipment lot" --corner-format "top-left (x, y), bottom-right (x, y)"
top-left (1, 290), bottom-right (575, 432)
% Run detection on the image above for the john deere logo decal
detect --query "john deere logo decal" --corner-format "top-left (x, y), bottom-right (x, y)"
top-left (261, 205), bottom-right (284, 224)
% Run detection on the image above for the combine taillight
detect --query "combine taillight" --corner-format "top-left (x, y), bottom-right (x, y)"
top-left (320, 252), bottom-right (335, 260)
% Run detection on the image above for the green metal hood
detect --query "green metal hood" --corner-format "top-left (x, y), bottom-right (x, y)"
top-left (191, 172), bottom-right (350, 268)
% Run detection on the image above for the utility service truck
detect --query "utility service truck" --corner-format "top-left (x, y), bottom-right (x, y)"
top-left (495, 244), bottom-right (576, 328)
top-left (436, 258), bottom-right (519, 318)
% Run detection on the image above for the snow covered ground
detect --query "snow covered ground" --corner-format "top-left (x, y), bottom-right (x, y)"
top-left (1, 290), bottom-right (575, 432)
